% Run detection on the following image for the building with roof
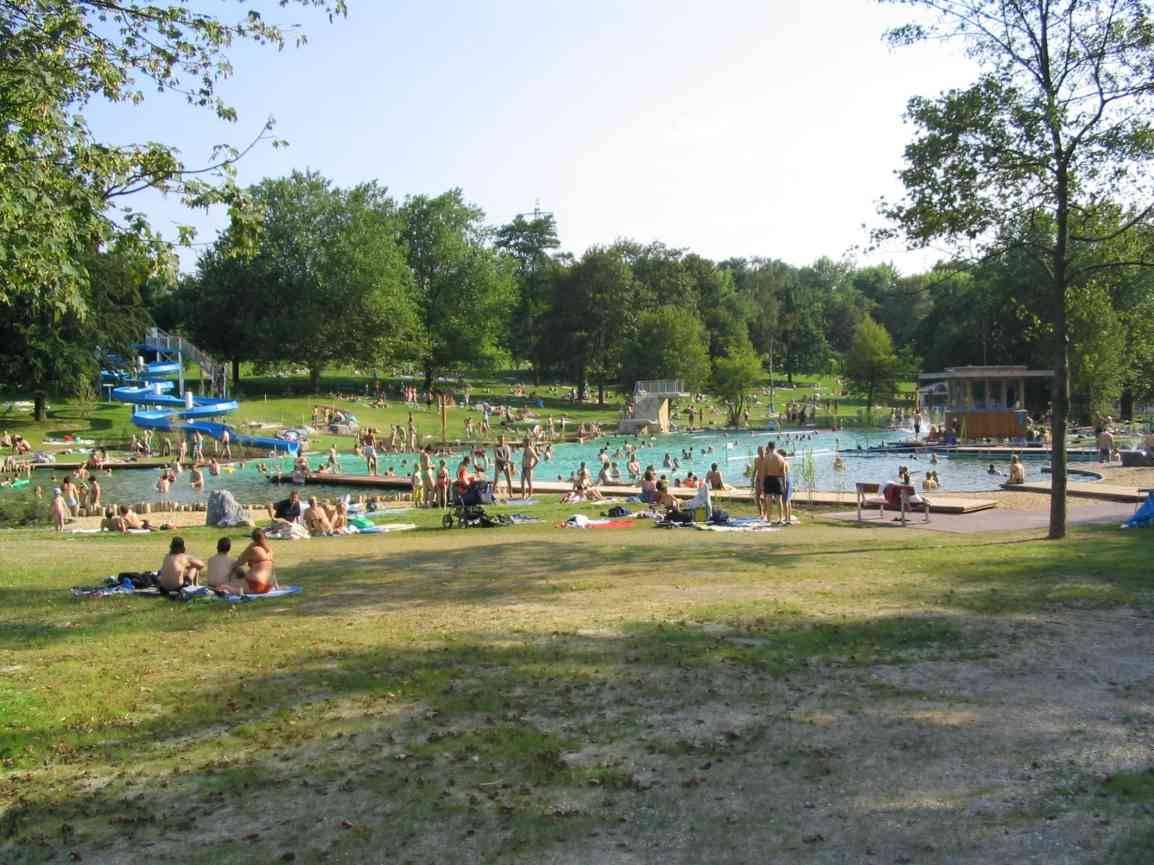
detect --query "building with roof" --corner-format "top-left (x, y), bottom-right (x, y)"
top-left (918, 365), bottom-right (1053, 439)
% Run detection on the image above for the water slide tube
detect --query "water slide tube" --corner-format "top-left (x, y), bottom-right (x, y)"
top-left (103, 361), bottom-right (300, 455)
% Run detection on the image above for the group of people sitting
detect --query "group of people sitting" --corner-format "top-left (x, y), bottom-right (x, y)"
top-left (266, 489), bottom-right (353, 536)
top-left (157, 530), bottom-right (277, 596)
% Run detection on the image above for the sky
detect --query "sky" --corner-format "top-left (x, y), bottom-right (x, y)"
top-left (86, 0), bottom-right (981, 274)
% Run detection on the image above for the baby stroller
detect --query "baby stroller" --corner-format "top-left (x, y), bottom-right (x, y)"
top-left (442, 480), bottom-right (498, 528)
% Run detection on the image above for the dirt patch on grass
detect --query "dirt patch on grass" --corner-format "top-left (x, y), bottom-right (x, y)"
top-left (7, 608), bottom-right (1152, 865)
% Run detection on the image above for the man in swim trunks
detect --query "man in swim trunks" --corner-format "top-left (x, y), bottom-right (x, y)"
top-left (493, 435), bottom-right (514, 497)
top-left (158, 536), bottom-right (205, 594)
top-left (763, 442), bottom-right (789, 525)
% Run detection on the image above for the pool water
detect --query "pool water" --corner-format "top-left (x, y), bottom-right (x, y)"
top-left (47, 427), bottom-right (1027, 507)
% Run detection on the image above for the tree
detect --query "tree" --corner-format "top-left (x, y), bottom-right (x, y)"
top-left (545, 248), bottom-right (636, 404)
top-left (191, 172), bottom-right (419, 392)
top-left (711, 341), bottom-right (765, 427)
top-left (779, 263), bottom-right (831, 382)
top-left (879, 0), bottom-right (1154, 538)
top-left (845, 316), bottom-right (899, 414)
top-left (685, 255), bottom-right (751, 359)
top-left (0, 2), bottom-right (343, 419)
top-left (622, 306), bottom-right (711, 392)
top-left (1, 1), bottom-right (345, 312)
top-left (1067, 282), bottom-right (1127, 421)
top-left (400, 191), bottom-right (516, 389)
top-left (0, 238), bottom-right (156, 420)
top-left (494, 212), bottom-right (560, 381)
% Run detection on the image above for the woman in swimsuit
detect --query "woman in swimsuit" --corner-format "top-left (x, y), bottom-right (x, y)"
top-left (233, 529), bottom-right (278, 594)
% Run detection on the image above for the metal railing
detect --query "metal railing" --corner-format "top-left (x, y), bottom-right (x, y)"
top-left (633, 379), bottom-right (686, 397)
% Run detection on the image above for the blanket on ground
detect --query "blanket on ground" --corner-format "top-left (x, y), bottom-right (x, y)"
top-left (183, 585), bottom-right (302, 603)
top-left (558, 514), bottom-right (636, 529)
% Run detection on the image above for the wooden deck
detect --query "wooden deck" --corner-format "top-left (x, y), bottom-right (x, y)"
top-left (273, 474), bottom-right (997, 515)
top-left (1001, 481), bottom-right (1146, 503)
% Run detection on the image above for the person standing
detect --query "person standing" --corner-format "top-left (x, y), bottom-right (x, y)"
top-left (363, 438), bottom-right (378, 475)
top-left (220, 427), bottom-right (232, 459)
top-left (419, 444), bottom-right (436, 507)
top-left (493, 435), bottom-right (514, 497)
top-left (520, 436), bottom-right (539, 500)
top-left (763, 442), bottom-right (789, 525)
top-left (752, 445), bottom-right (767, 520)
top-left (51, 487), bottom-right (69, 531)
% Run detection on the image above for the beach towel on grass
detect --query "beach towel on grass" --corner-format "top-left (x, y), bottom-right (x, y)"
top-left (354, 522), bottom-right (417, 534)
top-left (694, 522), bottom-right (779, 533)
top-left (182, 585), bottom-right (302, 603)
top-left (558, 514), bottom-right (635, 529)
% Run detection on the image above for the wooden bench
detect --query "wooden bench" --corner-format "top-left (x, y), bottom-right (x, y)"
top-left (856, 482), bottom-right (931, 526)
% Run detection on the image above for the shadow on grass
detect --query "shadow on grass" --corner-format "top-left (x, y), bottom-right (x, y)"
top-left (0, 610), bottom-right (962, 864)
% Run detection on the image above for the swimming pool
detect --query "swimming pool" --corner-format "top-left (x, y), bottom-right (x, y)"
top-left (42, 426), bottom-right (1040, 507)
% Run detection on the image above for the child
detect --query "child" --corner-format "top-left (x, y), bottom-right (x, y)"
top-left (51, 487), bottom-right (69, 532)
top-left (410, 466), bottom-right (424, 507)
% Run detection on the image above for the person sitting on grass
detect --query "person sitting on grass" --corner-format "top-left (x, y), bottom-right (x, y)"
top-left (231, 528), bottom-right (278, 595)
top-left (267, 490), bottom-right (302, 525)
top-left (654, 480), bottom-right (680, 514)
top-left (326, 499), bottom-right (350, 533)
top-left (158, 536), bottom-right (205, 595)
top-left (304, 496), bottom-right (333, 536)
top-left (203, 537), bottom-right (235, 588)
top-left (117, 504), bottom-right (144, 532)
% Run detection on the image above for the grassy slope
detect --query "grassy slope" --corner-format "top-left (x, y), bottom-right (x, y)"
top-left (1, 512), bottom-right (1151, 864)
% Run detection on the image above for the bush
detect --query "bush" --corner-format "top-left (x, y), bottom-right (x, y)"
top-left (0, 489), bottom-right (52, 528)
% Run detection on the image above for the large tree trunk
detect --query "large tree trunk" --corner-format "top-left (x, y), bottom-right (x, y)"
top-left (308, 364), bottom-right (322, 394)
top-left (597, 382), bottom-right (605, 406)
top-left (423, 363), bottom-right (434, 394)
top-left (34, 392), bottom-right (48, 422)
top-left (1049, 167), bottom-right (1070, 540)
top-left (231, 358), bottom-right (241, 391)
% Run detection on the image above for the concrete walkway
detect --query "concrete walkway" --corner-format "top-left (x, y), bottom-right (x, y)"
top-left (823, 500), bottom-right (1137, 534)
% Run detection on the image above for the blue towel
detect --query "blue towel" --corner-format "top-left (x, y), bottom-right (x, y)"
top-left (1123, 491), bottom-right (1154, 529)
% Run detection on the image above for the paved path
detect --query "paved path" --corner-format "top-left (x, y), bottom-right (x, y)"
top-left (824, 500), bottom-right (1137, 534)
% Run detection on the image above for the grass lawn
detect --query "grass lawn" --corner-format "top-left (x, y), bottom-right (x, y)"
top-left (1, 509), bottom-right (1152, 864)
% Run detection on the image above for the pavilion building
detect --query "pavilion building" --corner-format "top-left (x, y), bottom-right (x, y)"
top-left (917, 365), bottom-right (1053, 439)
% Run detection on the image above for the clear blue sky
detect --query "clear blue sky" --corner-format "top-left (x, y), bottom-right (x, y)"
top-left (86, 0), bottom-right (977, 273)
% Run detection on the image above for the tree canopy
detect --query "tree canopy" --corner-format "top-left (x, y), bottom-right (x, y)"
top-left (879, 0), bottom-right (1154, 538)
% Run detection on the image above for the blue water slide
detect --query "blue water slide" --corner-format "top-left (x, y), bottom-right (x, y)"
top-left (104, 361), bottom-right (300, 455)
